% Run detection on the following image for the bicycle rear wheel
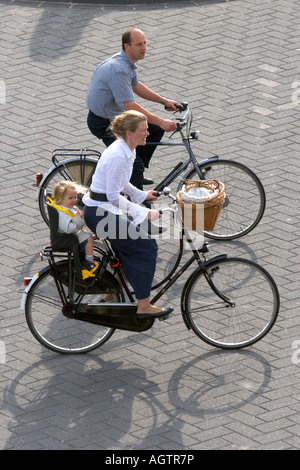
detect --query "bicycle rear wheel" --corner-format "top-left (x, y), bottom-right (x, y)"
top-left (183, 159), bottom-right (266, 240)
top-left (25, 262), bottom-right (123, 354)
top-left (38, 158), bottom-right (98, 225)
top-left (183, 257), bottom-right (279, 349)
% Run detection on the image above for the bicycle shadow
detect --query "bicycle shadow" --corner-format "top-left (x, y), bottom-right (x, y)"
top-left (132, 349), bottom-right (272, 449)
top-left (205, 238), bottom-right (259, 263)
top-left (2, 354), bottom-right (158, 449)
top-left (2, 347), bottom-right (271, 449)
top-left (167, 349), bottom-right (271, 417)
top-left (28, 7), bottom-right (112, 63)
top-left (27, 1), bottom-right (212, 63)
top-left (16, 252), bottom-right (45, 284)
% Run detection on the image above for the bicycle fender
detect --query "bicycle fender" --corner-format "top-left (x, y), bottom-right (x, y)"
top-left (20, 272), bottom-right (40, 311)
top-left (20, 264), bottom-right (57, 310)
top-left (35, 161), bottom-right (60, 201)
top-left (36, 156), bottom-right (99, 190)
top-left (36, 158), bottom-right (70, 190)
top-left (35, 171), bottom-right (51, 200)
top-left (180, 253), bottom-right (227, 329)
top-left (203, 253), bottom-right (228, 265)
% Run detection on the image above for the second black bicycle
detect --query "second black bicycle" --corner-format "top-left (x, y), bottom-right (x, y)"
top-left (35, 103), bottom-right (266, 241)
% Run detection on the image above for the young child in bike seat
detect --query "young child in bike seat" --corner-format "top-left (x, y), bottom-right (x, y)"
top-left (50, 181), bottom-right (98, 275)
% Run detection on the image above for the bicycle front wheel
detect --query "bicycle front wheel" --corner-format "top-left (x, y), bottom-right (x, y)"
top-left (183, 159), bottom-right (266, 240)
top-left (183, 257), bottom-right (279, 349)
top-left (38, 158), bottom-right (98, 225)
top-left (25, 263), bottom-right (123, 354)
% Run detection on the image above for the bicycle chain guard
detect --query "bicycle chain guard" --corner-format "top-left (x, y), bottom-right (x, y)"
top-left (76, 303), bottom-right (155, 332)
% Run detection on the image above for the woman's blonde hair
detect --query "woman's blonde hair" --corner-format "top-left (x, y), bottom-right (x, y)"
top-left (52, 181), bottom-right (87, 205)
top-left (109, 110), bottom-right (147, 140)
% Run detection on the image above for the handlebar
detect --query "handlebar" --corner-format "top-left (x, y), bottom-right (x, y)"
top-left (153, 187), bottom-right (176, 203)
top-left (175, 102), bottom-right (189, 112)
top-left (164, 101), bottom-right (188, 112)
top-left (165, 101), bottom-right (190, 132)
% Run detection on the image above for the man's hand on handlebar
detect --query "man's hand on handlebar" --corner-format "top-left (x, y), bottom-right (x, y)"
top-left (161, 102), bottom-right (189, 132)
top-left (163, 99), bottom-right (180, 112)
top-left (161, 119), bottom-right (177, 132)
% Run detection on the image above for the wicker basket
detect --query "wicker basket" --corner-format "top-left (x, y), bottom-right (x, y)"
top-left (176, 179), bottom-right (226, 231)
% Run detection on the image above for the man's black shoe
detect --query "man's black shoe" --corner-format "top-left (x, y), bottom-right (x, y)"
top-left (143, 177), bottom-right (154, 185)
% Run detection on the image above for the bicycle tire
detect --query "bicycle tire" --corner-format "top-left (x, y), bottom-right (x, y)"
top-left (38, 158), bottom-right (98, 225)
top-left (182, 257), bottom-right (280, 349)
top-left (25, 262), bottom-right (123, 354)
top-left (180, 159), bottom-right (266, 240)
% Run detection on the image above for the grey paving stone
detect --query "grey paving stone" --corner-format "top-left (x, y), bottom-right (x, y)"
top-left (0, 0), bottom-right (299, 451)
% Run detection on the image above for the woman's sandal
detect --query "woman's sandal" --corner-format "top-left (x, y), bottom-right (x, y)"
top-left (136, 307), bottom-right (173, 320)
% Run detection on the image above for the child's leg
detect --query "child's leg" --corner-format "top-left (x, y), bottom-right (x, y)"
top-left (84, 235), bottom-right (94, 258)
top-left (82, 236), bottom-right (97, 271)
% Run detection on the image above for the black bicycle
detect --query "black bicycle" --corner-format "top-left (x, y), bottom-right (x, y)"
top-left (22, 188), bottom-right (279, 354)
top-left (35, 103), bottom-right (266, 241)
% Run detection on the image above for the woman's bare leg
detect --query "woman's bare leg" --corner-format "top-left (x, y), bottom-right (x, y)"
top-left (136, 298), bottom-right (163, 315)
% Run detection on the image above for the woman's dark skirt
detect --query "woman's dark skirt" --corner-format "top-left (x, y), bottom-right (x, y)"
top-left (84, 205), bottom-right (158, 300)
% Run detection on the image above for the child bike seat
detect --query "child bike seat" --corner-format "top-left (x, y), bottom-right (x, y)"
top-left (47, 203), bottom-right (83, 282)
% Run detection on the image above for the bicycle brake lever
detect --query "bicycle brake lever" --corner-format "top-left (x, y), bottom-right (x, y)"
top-left (174, 120), bottom-right (187, 134)
top-left (169, 128), bottom-right (179, 138)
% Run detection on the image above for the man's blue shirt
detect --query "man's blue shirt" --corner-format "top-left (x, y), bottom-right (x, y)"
top-left (86, 51), bottom-right (138, 119)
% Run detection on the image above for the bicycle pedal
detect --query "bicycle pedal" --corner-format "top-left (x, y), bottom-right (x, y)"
top-left (82, 269), bottom-right (96, 280)
top-left (81, 262), bottom-right (99, 280)
top-left (159, 313), bottom-right (170, 321)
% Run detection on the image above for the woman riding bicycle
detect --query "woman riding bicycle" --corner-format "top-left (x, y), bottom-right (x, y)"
top-left (83, 110), bottom-right (173, 320)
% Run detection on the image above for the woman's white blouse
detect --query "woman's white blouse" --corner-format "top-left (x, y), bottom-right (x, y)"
top-left (83, 139), bottom-right (149, 225)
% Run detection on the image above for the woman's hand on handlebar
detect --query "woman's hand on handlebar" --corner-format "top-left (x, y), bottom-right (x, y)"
top-left (146, 189), bottom-right (160, 201)
top-left (147, 209), bottom-right (162, 222)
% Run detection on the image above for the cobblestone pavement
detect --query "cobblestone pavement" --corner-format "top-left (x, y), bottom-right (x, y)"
top-left (0, 0), bottom-right (299, 451)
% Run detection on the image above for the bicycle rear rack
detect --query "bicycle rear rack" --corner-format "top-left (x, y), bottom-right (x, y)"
top-left (51, 148), bottom-right (101, 165)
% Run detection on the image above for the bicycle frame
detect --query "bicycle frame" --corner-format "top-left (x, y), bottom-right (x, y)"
top-left (73, 203), bottom-right (233, 328)
top-left (22, 211), bottom-right (231, 335)
top-left (84, 236), bottom-right (231, 333)
top-left (149, 235), bottom-right (231, 309)
top-left (36, 105), bottom-right (217, 197)
top-left (145, 108), bottom-right (219, 191)
top-left (36, 100), bottom-right (266, 243)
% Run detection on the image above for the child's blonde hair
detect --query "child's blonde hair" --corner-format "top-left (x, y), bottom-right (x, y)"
top-left (52, 181), bottom-right (87, 205)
